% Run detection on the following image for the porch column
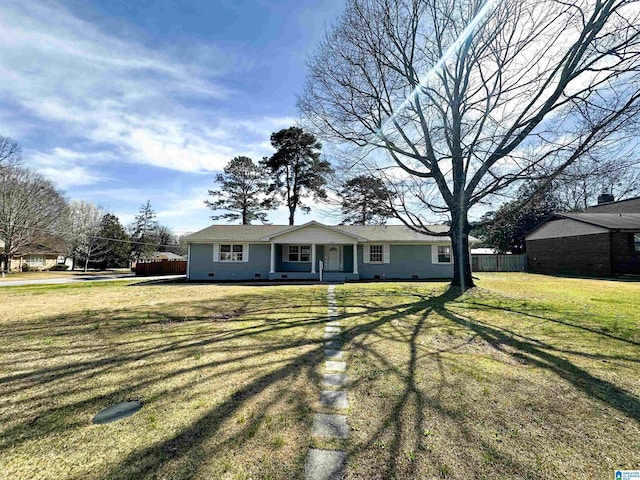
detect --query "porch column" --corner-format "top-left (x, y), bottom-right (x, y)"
top-left (311, 243), bottom-right (317, 274)
top-left (270, 242), bottom-right (276, 273)
top-left (353, 242), bottom-right (358, 274)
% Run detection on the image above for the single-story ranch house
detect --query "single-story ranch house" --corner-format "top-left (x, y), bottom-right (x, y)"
top-left (185, 221), bottom-right (478, 282)
top-left (525, 212), bottom-right (640, 276)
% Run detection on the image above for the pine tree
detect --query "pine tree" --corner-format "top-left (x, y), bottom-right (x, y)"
top-left (340, 175), bottom-right (394, 225)
top-left (483, 183), bottom-right (560, 254)
top-left (95, 214), bottom-right (130, 269)
top-left (130, 200), bottom-right (158, 262)
top-left (261, 127), bottom-right (332, 225)
top-left (205, 156), bottom-right (275, 224)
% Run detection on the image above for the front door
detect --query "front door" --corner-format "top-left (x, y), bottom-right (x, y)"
top-left (326, 246), bottom-right (340, 271)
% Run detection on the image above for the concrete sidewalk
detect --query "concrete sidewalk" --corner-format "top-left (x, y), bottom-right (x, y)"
top-left (0, 274), bottom-right (185, 287)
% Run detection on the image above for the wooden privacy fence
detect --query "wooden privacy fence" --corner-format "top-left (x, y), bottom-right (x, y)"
top-left (134, 261), bottom-right (187, 276)
top-left (471, 254), bottom-right (527, 272)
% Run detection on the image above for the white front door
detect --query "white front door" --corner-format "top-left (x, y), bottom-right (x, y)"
top-left (326, 246), bottom-right (340, 271)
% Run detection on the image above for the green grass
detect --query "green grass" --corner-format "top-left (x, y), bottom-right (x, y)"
top-left (1, 274), bottom-right (638, 479)
top-left (337, 273), bottom-right (640, 479)
top-left (0, 280), bottom-right (328, 479)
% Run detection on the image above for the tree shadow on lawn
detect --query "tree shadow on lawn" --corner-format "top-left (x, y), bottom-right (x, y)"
top-left (2, 285), bottom-right (639, 479)
top-left (339, 287), bottom-right (640, 479)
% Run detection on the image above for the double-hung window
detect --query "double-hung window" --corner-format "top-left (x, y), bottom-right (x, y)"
top-left (437, 245), bottom-right (451, 263)
top-left (220, 244), bottom-right (244, 262)
top-left (286, 245), bottom-right (311, 262)
top-left (369, 245), bottom-right (383, 263)
top-left (634, 233), bottom-right (640, 252)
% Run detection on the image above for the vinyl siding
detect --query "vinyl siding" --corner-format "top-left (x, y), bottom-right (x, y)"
top-left (357, 244), bottom-right (453, 279)
top-left (188, 243), bottom-right (271, 280)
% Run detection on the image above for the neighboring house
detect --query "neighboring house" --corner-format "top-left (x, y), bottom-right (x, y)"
top-left (525, 213), bottom-right (640, 276)
top-left (184, 221), bottom-right (479, 282)
top-left (585, 194), bottom-right (640, 214)
top-left (11, 248), bottom-right (72, 271)
top-left (150, 251), bottom-right (186, 262)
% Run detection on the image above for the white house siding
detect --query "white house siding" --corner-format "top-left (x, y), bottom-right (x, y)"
top-left (271, 226), bottom-right (357, 244)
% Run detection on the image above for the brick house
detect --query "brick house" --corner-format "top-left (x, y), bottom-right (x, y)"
top-left (525, 212), bottom-right (640, 276)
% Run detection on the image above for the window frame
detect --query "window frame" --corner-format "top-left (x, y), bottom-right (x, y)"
top-left (634, 233), bottom-right (640, 253)
top-left (437, 245), bottom-right (452, 264)
top-left (285, 245), bottom-right (311, 263)
top-left (219, 244), bottom-right (245, 262)
top-left (26, 255), bottom-right (45, 267)
top-left (368, 244), bottom-right (384, 264)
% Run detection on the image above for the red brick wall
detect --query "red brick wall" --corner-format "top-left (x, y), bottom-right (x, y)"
top-left (611, 232), bottom-right (640, 274)
top-left (526, 233), bottom-right (612, 276)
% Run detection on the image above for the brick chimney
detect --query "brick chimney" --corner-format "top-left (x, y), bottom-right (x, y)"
top-left (597, 193), bottom-right (614, 205)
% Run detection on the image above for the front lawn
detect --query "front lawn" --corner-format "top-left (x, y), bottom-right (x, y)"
top-left (0, 281), bottom-right (328, 479)
top-left (340, 273), bottom-right (640, 479)
top-left (1, 274), bottom-right (638, 479)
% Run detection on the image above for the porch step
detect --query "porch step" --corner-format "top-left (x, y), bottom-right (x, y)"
top-left (323, 272), bottom-right (346, 284)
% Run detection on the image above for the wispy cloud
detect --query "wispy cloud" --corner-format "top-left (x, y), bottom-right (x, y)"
top-left (0, 0), bottom-right (294, 185)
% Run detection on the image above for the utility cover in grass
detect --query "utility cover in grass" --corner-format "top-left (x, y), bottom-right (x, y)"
top-left (92, 401), bottom-right (142, 424)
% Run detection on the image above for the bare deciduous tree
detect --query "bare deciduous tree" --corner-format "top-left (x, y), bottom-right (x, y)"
top-left (300, 0), bottom-right (640, 289)
top-left (554, 152), bottom-right (640, 210)
top-left (0, 167), bottom-right (67, 273)
top-left (61, 200), bottom-right (104, 272)
top-left (0, 136), bottom-right (22, 169)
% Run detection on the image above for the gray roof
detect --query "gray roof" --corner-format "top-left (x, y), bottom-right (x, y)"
top-left (185, 222), bottom-right (476, 243)
top-left (585, 196), bottom-right (640, 213)
top-left (560, 213), bottom-right (640, 230)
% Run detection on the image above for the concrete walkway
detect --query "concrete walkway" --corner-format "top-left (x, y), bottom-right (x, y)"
top-left (305, 285), bottom-right (350, 480)
top-left (0, 274), bottom-right (184, 287)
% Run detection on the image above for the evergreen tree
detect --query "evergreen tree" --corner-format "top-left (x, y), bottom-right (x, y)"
top-left (261, 127), bottom-right (332, 225)
top-left (483, 183), bottom-right (560, 254)
top-left (205, 156), bottom-right (275, 224)
top-left (95, 214), bottom-right (130, 269)
top-left (340, 175), bottom-right (394, 225)
top-left (130, 200), bottom-right (158, 262)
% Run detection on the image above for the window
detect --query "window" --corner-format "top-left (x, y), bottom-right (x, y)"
top-left (437, 246), bottom-right (451, 263)
top-left (369, 245), bottom-right (383, 263)
top-left (26, 255), bottom-right (45, 267)
top-left (286, 245), bottom-right (311, 262)
top-left (220, 244), bottom-right (244, 262)
top-left (635, 233), bottom-right (640, 252)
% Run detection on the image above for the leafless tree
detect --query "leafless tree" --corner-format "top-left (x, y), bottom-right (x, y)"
top-left (0, 136), bottom-right (22, 169)
top-left (0, 167), bottom-right (67, 273)
top-left (299, 0), bottom-right (640, 289)
top-left (554, 151), bottom-right (640, 210)
top-left (61, 200), bottom-right (104, 271)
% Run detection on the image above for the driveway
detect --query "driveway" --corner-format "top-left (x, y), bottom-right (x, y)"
top-left (0, 274), bottom-right (185, 287)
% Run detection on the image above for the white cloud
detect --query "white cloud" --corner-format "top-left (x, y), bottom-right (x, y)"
top-left (0, 1), bottom-right (295, 180)
top-left (27, 148), bottom-right (113, 188)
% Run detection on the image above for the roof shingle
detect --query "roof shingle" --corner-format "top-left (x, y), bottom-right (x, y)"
top-left (184, 223), bottom-right (474, 243)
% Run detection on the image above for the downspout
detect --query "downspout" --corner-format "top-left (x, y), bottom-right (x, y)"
top-left (608, 230), bottom-right (615, 277)
top-left (187, 244), bottom-right (191, 280)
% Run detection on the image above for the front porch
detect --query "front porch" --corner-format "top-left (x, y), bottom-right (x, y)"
top-left (267, 243), bottom-right (360, 281)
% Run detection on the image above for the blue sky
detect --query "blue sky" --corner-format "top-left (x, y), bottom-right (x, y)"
top-left (0, 0), bottom-right (344, 233)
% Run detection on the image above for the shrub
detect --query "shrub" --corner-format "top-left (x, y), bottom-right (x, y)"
top-left (21, 264), bottom-right (30, 272)
top-left (49, 264), bottom-right (69, 271)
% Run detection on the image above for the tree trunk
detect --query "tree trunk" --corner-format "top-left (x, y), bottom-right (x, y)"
top-left (288, 207), bottom-right (295, 226)
top-left (84, 254), bottom-right (89, 272)
top-left (449, 209), bottom-right (474, 290)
